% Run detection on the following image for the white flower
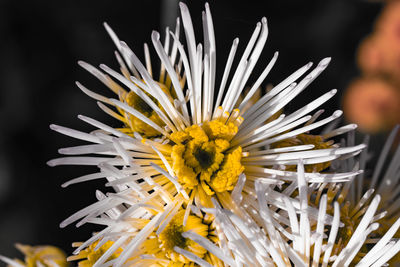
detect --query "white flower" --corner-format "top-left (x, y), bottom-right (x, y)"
top-left (348, 125), bottom-right (400, 220)
top-left (317, 125), bottom-right (400, 266)
top-left (47, 2), bottom-right (366, 266)
top-left (192, 160), bottom-right (400, 266)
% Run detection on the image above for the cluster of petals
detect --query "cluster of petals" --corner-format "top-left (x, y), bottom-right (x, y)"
top-left (2, 2), bottom-right (400, 267)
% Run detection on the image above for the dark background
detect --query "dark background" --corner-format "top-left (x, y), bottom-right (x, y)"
top-left (0, 0), bottom-right (382, 262)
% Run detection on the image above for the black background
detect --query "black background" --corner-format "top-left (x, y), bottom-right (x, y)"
top-left (0, 0), bottom-right (382, 262)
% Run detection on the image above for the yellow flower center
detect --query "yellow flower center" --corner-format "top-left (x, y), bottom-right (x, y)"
top-left (118, 81), bottom-right (173, 138)
top-left (126, 91), bottom-right (154, 115)
top-left (68, 240), bottom-right (122, 267)
top-left (330, 201), bottom-right (370, 264)
top-left (312, 189), bottom-right (371, 264)
top-left (14, 244), bottom-right (68, 267)
top-left (194, 146), bottom-right (215, 169)
top-left (272, 133), bottom-right (334, 172)
top-left (123, 90), bottom-right (165, 138)
top-left (171, 120), bottom-right (244, 195)
top-left (160, 221), bottom-right (187, 251)
top-left (159, 210), bottom-right (210, 263)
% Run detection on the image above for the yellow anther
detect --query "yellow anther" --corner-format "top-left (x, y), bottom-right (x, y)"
top-left (221, 111), bottom-right (230, 124)
top-left (213, 106), bottom-right (224, 120)
top-left (227, 109), bottom-right (241, 124)
top-left (234, 116), bottom-right (244, 127)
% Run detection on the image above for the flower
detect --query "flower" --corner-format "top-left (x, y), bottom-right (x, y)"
top-left (0, 244), bottom-right (68, 267)
top-left (322, 125), bottom-right (400, 265)
top-left (185, 161), bottom-right (400, 266)
top-left (63, 196), bottom-right (222, 266)
top-left (47, 2), bottom-right (366, 266)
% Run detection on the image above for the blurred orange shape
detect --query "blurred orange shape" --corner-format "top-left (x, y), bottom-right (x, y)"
top-left (343, 77), bottom-right (400, 133)
top-left (358, 33), bottom-right (400, 77)
top-left (375, 0), bottom-right (400, 43)
top-left (357, 35), bottom-right (384, 74)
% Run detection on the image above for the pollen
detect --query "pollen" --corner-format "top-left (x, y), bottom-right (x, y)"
top-left (171, 120), bottom-right (243, 195)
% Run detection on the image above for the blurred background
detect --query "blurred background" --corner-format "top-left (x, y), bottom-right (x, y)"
top-left (0, 0), bottom-right (398, 263)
